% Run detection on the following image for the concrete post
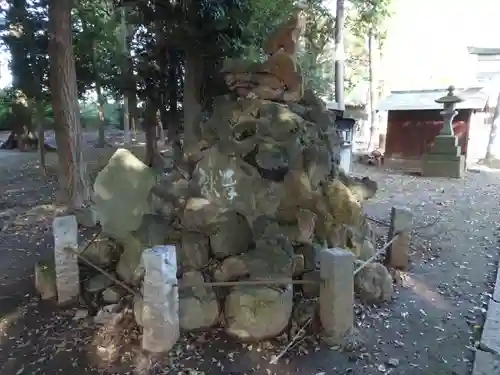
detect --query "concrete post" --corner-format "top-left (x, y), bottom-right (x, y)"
top-left (320, 248), bottom-right (354, 345)
top-left (141, 245), bottom-right (180, 353)
top-left (52, 215), bottom-right (80, 305)
top-left (385, 206), bottom-right (413, 270)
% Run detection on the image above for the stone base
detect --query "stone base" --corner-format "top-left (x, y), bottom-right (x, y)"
top-left (472, 351), bottom-right (500, 375)
top-left (383, 157), bottom-right (422, 174)
top-left (431, 135), bottom-right (462, 155)
top-left (422, 155), bottom-right (465, 178)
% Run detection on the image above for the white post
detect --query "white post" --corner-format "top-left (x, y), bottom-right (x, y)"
top-left (320, 248), bottom-right (354, 345)
top-left (53, 215), bottom-right (80, 304)
top-left (141, 245), bottom-right (180, 353)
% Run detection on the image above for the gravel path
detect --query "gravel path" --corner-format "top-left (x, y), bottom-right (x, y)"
top-left (351, 165), bottom-right (500, 375)
top-left (0, 153), bottom-right (498, 375)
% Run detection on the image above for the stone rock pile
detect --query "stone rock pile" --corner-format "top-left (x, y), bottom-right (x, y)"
top-left (222, 9), bottom-right (305, 103)
top-left (37, 6), bottom-right (394, 344)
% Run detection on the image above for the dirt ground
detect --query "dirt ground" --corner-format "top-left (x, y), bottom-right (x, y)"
top-left (0, 143), bottom-right (498, 375)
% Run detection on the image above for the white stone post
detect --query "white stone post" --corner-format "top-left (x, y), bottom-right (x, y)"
top-left (320, 248), bottom-right (354, 345)
top-left (141, 245), bottom-right (180, 353)
top-left (53, 215), bottom-right (80, 305)
top-left (385, 206), bottom-right (413, 270)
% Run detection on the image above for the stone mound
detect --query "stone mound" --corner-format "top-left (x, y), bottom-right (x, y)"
top-left (80, 7), bottom-right (381, 342)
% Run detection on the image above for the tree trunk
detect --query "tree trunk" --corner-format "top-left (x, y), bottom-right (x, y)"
top-left (120, 7), bottom-right (130, 144)
top-left (183, 0), bottom-right (203, 158)
top-left (96, 82), bottom-right (106, 148)
top-left (367, 29), bottom-right (378, 151)
top-left (143, 100), bottom-right (159, 167)
top-left (125, 23), bottom-right (138, 136)
top-left (334, 0), bottom-right (345, 109)
top-left (167, 48), bottom-right (182, 163)
top-left (48, 0), bottom-right (90, 209)
top-left (35, 106), bottom-right (46, 174)
top-left (11, 97), bottom-right (33, 151)
top-left (93, 41), bottom-right (106, 148)
top-left (183, 49), bottom-right (203, 158)
top-left (485, 91), bottom-right (500, 162)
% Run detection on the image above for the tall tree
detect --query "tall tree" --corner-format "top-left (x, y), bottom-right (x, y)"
top-left (349, 0), bottom-right (392, 149)
top-left (484, 92), bottom-right (500, 162)
top-left (48, 0), bottom-right (90, 209)
top-left (334, 0), bottom-right (345, 107)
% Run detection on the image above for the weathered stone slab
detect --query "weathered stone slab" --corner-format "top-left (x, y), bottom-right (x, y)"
top-left (480, 300), bottom-right (500, 356)
top-left (179, 271), bottom-right (220, 330)
top-left (320, 248), bottom-right (354, 345)
top-left (224, 284), bottom-right (293, 341)
top-left (493, 264), bottom-right (500, 302)
top-left (93, 148), bottom-right (156, 241)
top-left (472, 351), bottom-right (500, 375)
top-left (34, 261), bottom-right (57, 300)
top-left (422, 155), bottom-right (465, 178)
top-left (141, 245), bottom-right (179, 353)
top-left (53, 215), bottom-right (80, 305)
top-left (386, 206), bottom-right (412, 270)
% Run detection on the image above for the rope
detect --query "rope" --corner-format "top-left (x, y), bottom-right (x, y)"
top-left (353, 233), bottom-right (399, 276)
top-left (176, 279), bottom-right (318, 288)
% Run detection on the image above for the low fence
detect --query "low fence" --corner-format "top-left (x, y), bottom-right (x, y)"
top-left (48, 205), bottom-right (413, 354)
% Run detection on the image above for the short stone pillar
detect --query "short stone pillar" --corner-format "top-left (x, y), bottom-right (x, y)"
top-left (52, 215), bottom-right (80, 305)
top-left (320, 248), bottom-right (354, 345)
top-left (141, 245), bottom-right (180, 353)
top-left (385, 206), bottom-right (413, 270)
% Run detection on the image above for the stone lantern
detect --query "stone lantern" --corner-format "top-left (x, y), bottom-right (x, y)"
top-left (422, 86), bottom-right (465, 178)
top-left (435, 85), bottom-right (463, 136)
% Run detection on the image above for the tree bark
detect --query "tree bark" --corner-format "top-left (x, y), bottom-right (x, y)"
top-left (120, 7), bottom-right (131, 144)
top-left (35, 105), bottom-right (46, 174)
top-left (125, 24), bottom-right (138, 136)
top-left (96, 79), bottom-right (106, 148)
top-left (183, 49), bottom-right (203, 157)
top-left (92, 40), bottom-right (106, 148)
top-left (334, 0), bottom-right (345, 109)
top-left (485, 91), bottom-right (500, 162)
top-left (183, 0), bottom-right (203, 158)
top-left (48, 0), bottom-right (90, 209)
top-left (167, 48), bottom-right (182, 163)
top-left (143, 100), bottom-right (159, 167)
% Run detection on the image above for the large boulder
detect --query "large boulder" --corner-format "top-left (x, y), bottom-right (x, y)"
top-left (116, 214), bottom-right (169, 285)
top-left (179, 271), bottom-right (220, 330)
top-left (179, 231), bottom-right (210, 270)
top-left (79, 238), bottom-right (120, 267)
top-left (354, 262), bottom-right (394, 303)
top-left (210, 211), bottom-right (252, 259)
top-left (182, 197), bottom-right (223, 233)
top-left (224, 285), bottom-right (293, 341)
top-left (192, 147), bottom-right (284, 221)
top-left (211, 238), bottom-right (294, 282)
top-left (93, 148), bottom-right (156, 241)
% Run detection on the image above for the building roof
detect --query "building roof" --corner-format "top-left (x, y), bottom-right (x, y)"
top-left (468, 46), bottom-right (500, 56)
top-left (377, 86), bottom-right (489, 111)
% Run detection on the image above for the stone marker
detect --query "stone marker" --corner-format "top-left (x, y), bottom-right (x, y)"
top-left (494, 263), bottom-right (500, 303)
top-left (480, 299), bottom-right (500, 356)
top-left (320, 248), bottom-right (354, 345)
top-left (385, 206), bottom-right (412, 270)
top-left (472, 350), bottom-right (500, 375)
top-left (141, 245), bottom-right (179, 353)
top-left (34, 261), bottom-right (57, 300)
top-left (53, 215), bottom-right (80, 305)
